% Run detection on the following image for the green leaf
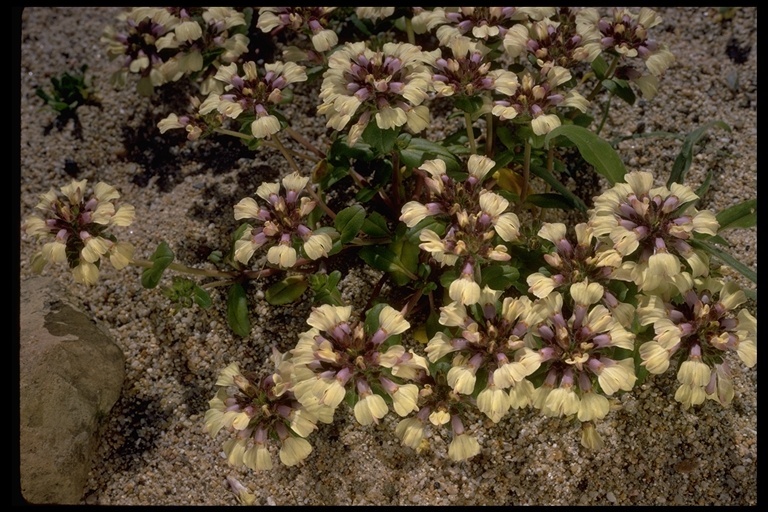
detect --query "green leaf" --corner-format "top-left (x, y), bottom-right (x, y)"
top-left (529, 164), bottom-right (588, 212)
top-left (454, 95), bottom-right (485, 114)
top-left (544, 125), bottom-right (627, 185)
top-left (667, 121), bottom-right (731, 187)
top-left (227, 283), bottom-right (250, 337)
top-left (141, 242), bottom-right (175, 289)
top-left (361, 121), bottom-right (398, 154)
top-left (318, 163), bottom-right (351, 191)
top-left (361, 211), bottom-right (391, 238)
top-left (309, 271), bottom-right (344, 306)
top-left (694, 170), bottom-right (714, 203)
top-left (689, 239), bottom-right (757, 284)
top-left (359, 245), bottom-right (418, 285)
top-left (601, 78), bottom-right (636, 105)
top-left (334, 204), bottom-right (366, 244)
top-left (479, 265), bottom-right (520, 291)
top-left (524, 193), bottom-right (575, 211)
top-left (716, 199), bottom-right (756, 231)
top-left (364, 303), bottom-right (388, 335)
top-left (265, 275), bottom-right (309, 305)
top-left (193, 285), bottom-right (212, 309)
top-left (591, 55), bottom-right (609, 80)
top-left (399, 137), bottom-right (462, 174)
top-left (355, 187), bottom-right (379, 203)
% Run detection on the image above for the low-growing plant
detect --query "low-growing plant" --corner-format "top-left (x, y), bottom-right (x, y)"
top-left (35, 64), bottom-right (98, 117)
top-left (22, 6), bottom-right (756, 503)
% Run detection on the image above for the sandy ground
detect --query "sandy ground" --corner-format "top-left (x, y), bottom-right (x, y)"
top-left (18, 7), bottom-right (757, 506)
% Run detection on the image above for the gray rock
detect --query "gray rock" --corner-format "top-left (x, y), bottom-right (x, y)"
top-left (19, 277), bottom-right (125, 504)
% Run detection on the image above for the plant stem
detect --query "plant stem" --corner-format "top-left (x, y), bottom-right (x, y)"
top-left (285, 125), bottom-right (326, 159)
top-left (271, 134), bottom-right (302, 174)
top-left (485, 112), bottom-right (494, 156)
top-left (391, 150), bottom-right (402, 213)
top-left (521, 140), bottom-right (531, 205)
top-left (350, 168), bottom-right (396, 212)
top-left (586, 54), bottom-right (620, 102)
top-left (214, 127), bottom-right (318, 163)
top-left (363, 273), bottom-right (388, 315)
top-left (130, 258), bottom-right (236, 279)
top-left (464, 111), bottom-right (477, 154)
top-left (261, 135), bottom-right (337, 219)
top-left (596, 94), bottom-right (612, 137)
top-left (214, 128), bottom-right (252, 141)
top-left (405, 16), bottom-right (415, 45)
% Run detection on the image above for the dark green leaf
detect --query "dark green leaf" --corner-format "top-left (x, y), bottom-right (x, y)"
top-left (227, 283), bottom-right (250, 337)
top-left (355, 187), bottom-right (379, 203)
top-left (524, 193), bottom-right (575, 211)
top-left (529, 164), bottom-right (588, 212)
top-left (359, 245), bottom-right (418, 285)
top-left (309, 271), bottom-right (344, 306)
top-left (496, 125), bottom-right (519, 151)
top-left (141, 241), bottom-right (175, 289)
top-left (361, 211), bottom-right (391, 238)
top-left (334, 204), bottom-right (366, 244)
top-left (318, 163), bottom-right (351, 191)
top-left (716, 199), bottom-right (756, 231)
top-left (361, 121), bottom-right (398, 154)
top-left (689, 239), bottom-right (757, 284)
top-left (591, 55), bottom-right (609, 80)
top-left (694, 170), bottom-right (714, 203)
top-left (667, 121), bottom-right (731, 187)
top-left (601, 78), bottom-right (636, 105)
top-left (479, 265), bottom-right (520, 291)
top-left (545, 125), bottom-right (627, 185)
top-left (400, 137), bottom-right (462, 174)
top-left (364, 303), bottom-right (388, 335)
top-left (193, 285), bottom-right (212, 309)
top-left (265, 275), bottom-right (309, 305)
top-left (454, 95), bottom-right (485, 114)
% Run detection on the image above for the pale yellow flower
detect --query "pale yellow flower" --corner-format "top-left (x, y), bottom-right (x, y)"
top-left (354, 392), bottom-right (389, 426)
top-left (448, 433), bottom-right (481, 461)
top-left (477, 384), bottom-right (511, 423)
top-left (267, 243), bottom-right (298, 268)
top-left (577, 392), bottom-right (610, 422)
top-left (279, 436), bottom-right (312, 466)
top-left (580, 421), bottom-right (604, 450)
top-left (596, 358), bottom-right (636, 395)
top-left (395, 417), bottom-right (425, 449)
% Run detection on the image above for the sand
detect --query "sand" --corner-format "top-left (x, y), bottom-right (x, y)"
top-left (18, 7), bottom-right (757, 506)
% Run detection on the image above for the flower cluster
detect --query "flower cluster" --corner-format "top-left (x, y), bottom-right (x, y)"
top-left (158, 59), bottom-right (308, 141)
top-left (526, 285), bottom-right (636, 449)
top-left (257, 7), bottom-right (338, 58)
top-left (400, 155), bottom-right (521, 305)
top-left (576, 7), bottom-right (675, 98)
top-left (22, 179), bottom-right (135, 285)
top-left (491, 65), bottom-right (589, 135)
top-left (638, 275), bottom-right (756, 409)
top-left (427, 39), bottom-right (519, 106)
top-left (233, 172), bottom-right (333, 269)
top-left (526, 222), bottom-right (633, 325)
top-left (204, 349), bottom-right (330, 470)
top-left (100, 7), bottom-right (249, 96)
top-left (317, 41), bottom-right (434, 145)
top-left (503, 7), bottom-right (603, 74)
top-left (589, 170), bottom-right (720, 297)
top-left (290, 303), bottom-right (427, 425)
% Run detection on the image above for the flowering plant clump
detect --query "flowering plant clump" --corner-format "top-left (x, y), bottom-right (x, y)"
top-left (22, 6), bottom-right (756, 503)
